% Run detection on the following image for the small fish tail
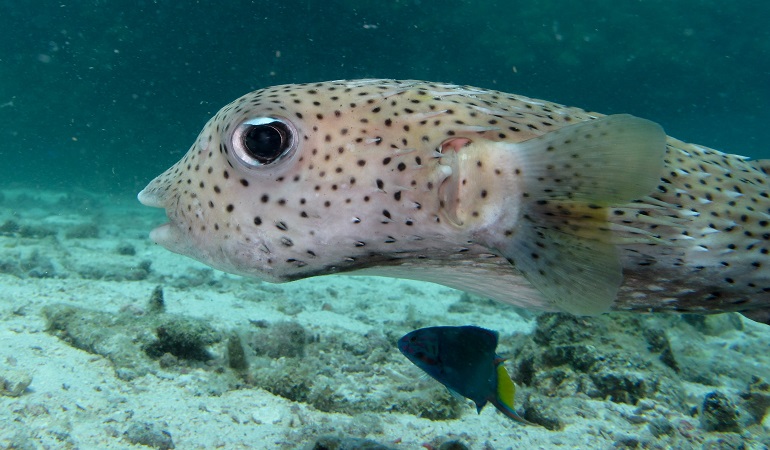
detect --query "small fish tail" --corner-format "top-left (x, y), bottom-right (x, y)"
top-left (493, 363), bottom-right (537, 426)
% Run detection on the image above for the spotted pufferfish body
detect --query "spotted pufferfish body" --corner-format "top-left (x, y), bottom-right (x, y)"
top-left (139, 79), bottom-right (770, 323)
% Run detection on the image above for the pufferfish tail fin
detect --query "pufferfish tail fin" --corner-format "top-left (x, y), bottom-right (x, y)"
top-left (488, 115), bottom-right (666, 315)
top-left (490, 360), bottom-right (537, 426)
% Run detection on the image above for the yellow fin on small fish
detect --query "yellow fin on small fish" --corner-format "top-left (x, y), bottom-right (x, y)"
top-left (496, 363), bottom-right (516, 409)
top-left (493, 362), bottom-right (535, 425)
top-left (484, 115), bottom-right (666, 315)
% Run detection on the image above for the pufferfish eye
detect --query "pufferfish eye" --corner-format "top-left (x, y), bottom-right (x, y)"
top-left (231, 117), bottom-right (296, 168)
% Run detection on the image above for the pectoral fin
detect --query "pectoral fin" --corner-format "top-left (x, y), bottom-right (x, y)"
top-left (488, 115), bottom-right (666, 315)
top-left (502, 224), bottom-right (622, 315)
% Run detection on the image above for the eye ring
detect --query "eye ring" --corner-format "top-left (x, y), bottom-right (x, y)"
top-left (231, 117), bottom-right (297, 169)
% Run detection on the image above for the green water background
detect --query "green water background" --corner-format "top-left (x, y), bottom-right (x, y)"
top-left (1, 1), bottom-right (767, 196)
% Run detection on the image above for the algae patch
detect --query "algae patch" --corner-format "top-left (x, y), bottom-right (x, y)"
top-left (231, 322), bottom-right (463, 419)
top-left (43, 286), bottom-right (223, 382)
top-left (41, 286), bottom-right (461, 420)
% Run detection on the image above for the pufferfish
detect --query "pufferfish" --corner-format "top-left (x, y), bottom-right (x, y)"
top-left (138, 79), bottom-right (770, 323)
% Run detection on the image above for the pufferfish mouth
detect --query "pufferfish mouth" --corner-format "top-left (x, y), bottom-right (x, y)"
top-left (138, 181), bottom-right (220, 265)
top-left (137, 185), bottom-right (182, 251)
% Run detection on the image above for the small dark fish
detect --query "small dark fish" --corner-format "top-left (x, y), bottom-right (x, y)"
top-left (398, 325), bottom-right (533, 425)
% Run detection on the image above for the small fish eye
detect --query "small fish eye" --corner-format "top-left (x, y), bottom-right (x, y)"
top-left (231, 117), bottom-right (297, 168)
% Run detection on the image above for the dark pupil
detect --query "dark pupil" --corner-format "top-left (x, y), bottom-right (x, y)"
top-left (243, 123), bottom-right (287, 163)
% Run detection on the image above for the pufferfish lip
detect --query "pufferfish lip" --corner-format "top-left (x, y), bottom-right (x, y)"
top-left (137, 187), bottom-right (178, 248)
top-left (137, 186), bottom-right (165, 209)
top-left (148, 222), bottom-right (174, 246)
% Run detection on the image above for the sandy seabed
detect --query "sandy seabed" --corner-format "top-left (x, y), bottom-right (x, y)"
top-left (1, 189), bottom-right (769, 449)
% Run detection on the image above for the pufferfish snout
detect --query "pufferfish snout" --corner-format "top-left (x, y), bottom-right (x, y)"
top-left (140, 79), bottom-right (770, 322)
